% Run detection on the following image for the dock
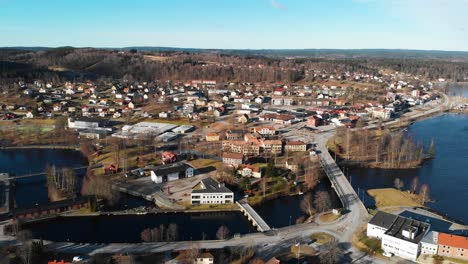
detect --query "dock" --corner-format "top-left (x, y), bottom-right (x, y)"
top-left (237, 200), bottom-right (271, 232)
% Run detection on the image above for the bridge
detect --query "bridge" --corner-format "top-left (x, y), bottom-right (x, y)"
top-left (1, 166), bottom-right (89, 181)
top-left (236, 200), bottom-right (271, 232)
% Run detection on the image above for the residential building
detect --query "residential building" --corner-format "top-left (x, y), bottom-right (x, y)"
top-left (191, 178), bottom-right (234, 204)
top-left (150, 162), bottom-right (194, 183)
top-left (222, 152), bottom-right (244, 167)
top-left (263, 140), bottom-right (283, 154)
top-left (421, 231), bottom-right (439, 256)
top-left (162, 151), bottom-right (177, 164)
top-left (238, 165), bottom-right (262, 178)
top-left (205, 132), bottom-right (220, 141)
top-left (371, 108), bottom-right (392, 120)
top-left (437, 233), bottom-right (468, 260)
top-left (285, 141), bottom-right (307, 152)
top-left (194, 253), bottom-right (214, 264)
top-left (252, 126), bottom-right (276, 136)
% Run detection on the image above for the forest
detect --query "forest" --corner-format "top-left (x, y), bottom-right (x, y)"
top-left (1, 47), bottom-right (467, 83)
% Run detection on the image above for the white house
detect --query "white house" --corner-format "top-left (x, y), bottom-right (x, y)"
top-left (194, 253), bottom-right (214, 264)
top-left (191, 178), bottom-right (234, 204)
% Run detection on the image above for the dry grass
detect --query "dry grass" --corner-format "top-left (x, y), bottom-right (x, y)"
top-left (367, 188), bottom-right (421, 209)
top-left (143, 55), bottom-right (171, 62)
top-left (310, 232), bottom-right (334, 245)
top-left (319, 212), bottom-right (340, 223)
top-left (187, 159), bottom-right (221, 169)
top-left (291, 244), bottom-right (316, 257)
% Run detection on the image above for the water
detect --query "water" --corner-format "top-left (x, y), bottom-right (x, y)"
top-left (25, 212), bottom-right (256, 243)
top-left (349, 113), bottom-right (468, 224)
top-left (255, 180), bottom-right (341, 228)
top-left (447, 82), bottom-right (468, 98)
top-left (0, 149), bottom-right (88, 208)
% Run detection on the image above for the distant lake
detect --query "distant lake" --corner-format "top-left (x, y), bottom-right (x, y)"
top-left (447, 82), bottom-right (468, 98)
top-left (349, 113), bottom-right (468, 224)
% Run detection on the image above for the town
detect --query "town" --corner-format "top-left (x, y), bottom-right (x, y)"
top-left (0, 45), bottom-right (467, 264)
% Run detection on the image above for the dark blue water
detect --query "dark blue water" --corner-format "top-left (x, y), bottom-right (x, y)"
top-left (349, 114), bottom-right (468, 224)
top-left (255, 180), bottom-right (340, 228)
top-left (25, 212), bottom-right (256, 243)
top-left (0, 149), bottom-right (88, 208)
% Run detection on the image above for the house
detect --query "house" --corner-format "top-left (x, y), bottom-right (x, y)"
top-left (150, 162), bottom-right (194, 183)
top-left (271, 97), bottom-right (283, 106)
top-left (252, 126), bottom-right (276, 136)
top-left (307, 116), bottom-right (323, 127)
top-left (48, 260), bottom-right (71, 264)
top-left (104, 164), bottom-right (118, 174)
top-left (191, 178), bottom-right (234, 204)
top-left (371, 108), bottom-right (391, 120)
top-left (194, 253), bottom-right (214, 264)
top-left (238, 165), bottom-right (262, 178)
top-left (437, 233), bottom-right (468, 260)
top-left (206, 132), bottom-right (220, 142)
top-left (367, 211), bottom-right (430, 261)
top-left (25, 111), bottom-right (34, 118)
top-left (162, 151), bottom-right (177, 164)
top-left (285, 141), bottom-right (307, 152)
top-left (222, 152), bottom-right (244, 167)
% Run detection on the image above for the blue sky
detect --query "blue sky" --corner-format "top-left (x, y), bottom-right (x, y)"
top-left (0, 0), bottom-right (467, 51)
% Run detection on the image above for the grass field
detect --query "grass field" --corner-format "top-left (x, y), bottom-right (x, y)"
top-left (310, 232), bottom-right (334, 245)
top-left (367, 188), bottom-right (421, 209)
top-left (188, 158), bottom-right (221, 169)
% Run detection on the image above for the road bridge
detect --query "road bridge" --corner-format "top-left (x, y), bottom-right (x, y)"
top-left (237, 201), bottom-right (271, 232)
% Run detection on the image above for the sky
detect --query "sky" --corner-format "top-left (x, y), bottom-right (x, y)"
top-left (0, 0), bottom-right (467, 51)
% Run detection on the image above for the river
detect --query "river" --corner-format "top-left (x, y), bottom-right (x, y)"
top-left (349, 113), bottom-right (468, 224)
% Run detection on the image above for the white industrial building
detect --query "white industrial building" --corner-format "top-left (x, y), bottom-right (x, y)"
top-left (149, 162), bottom-right (194, 183)
top-left (420, 231), bottom-right (439, 256)
top-left (367, 211), bottom-right (430, 261)
top-left (191, 178), bottom-right (234, 204)
top-left (113, 121), bottom-right (178, 139)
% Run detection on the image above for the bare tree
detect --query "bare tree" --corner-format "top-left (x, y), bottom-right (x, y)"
top-left (16, 230), bottom-right (33, 264)
top-left (300, 192), bottom-right (316, 218)
top-left (177, 244), bottom-right (200, 264)
top-left (411, 177), bottom-right (419, 194)
top-left (314, 191), bottom-right (332, 213)
top-left (394, 178), bottom-right (404, 190)
top-left (216, 225), bottom-right (230, 240)
top-left (166, 223), bottom-right (179, 241)
top-left (419, 184), bottom-right (430, 204)
top-left (319, 241), bottom-right (343, 264)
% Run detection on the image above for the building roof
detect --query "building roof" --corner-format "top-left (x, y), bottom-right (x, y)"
top-left (223, 152), bottom-right (244, 160)
top-left (150, 162), bottom-right (192, 176)
top-left (192, 177), bottom-right (233, 194)
top-left (383, 214), bottom-right (430, 244)
top-left (286, 141), bottom-right (306, 146)
top-left (369, 211), bottom-right (398, 230)
top-left (438, 233), bottom-right (468, 249)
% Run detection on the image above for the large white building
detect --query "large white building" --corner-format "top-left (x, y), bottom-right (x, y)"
top-left (367, 211), bottom-right (430, 261)
top-left (191, 178), bottom-right (234, 205)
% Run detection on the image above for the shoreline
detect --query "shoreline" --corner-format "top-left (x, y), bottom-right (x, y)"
top-left (0, 145), bottom-right (79, 150)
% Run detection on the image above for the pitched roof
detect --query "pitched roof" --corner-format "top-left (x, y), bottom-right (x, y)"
top-left (438, 233), bottom-right (468, 249)
top-left (223, 152), bottom-right (244, 160)
top-left (192, 177), bottom-right (233, 194)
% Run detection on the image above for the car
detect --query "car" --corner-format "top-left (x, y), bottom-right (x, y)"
top-left (382, 252), bottom-right (393, 257)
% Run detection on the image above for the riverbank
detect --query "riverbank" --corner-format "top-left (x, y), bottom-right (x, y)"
top-left (0, 145), bottom-right (79, 150)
